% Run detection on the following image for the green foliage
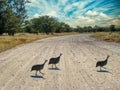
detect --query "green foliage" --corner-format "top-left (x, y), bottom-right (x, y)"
top-left (75, 25), bottom-right (119, 33)
top-left (24, 16), bottom-right (72, 34)
top-left (7, 0), bottom-right (29, 23)
top-left (0, 0), bottom-right (29, 35)
top-left (0, 0), bottom-right (7, 35)
top-left (110, 25), bottom-right (116, 32)
top-left (75, 26), bottom-right (83, 33)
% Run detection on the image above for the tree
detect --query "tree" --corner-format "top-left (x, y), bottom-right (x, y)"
top-left (5, 5), bottom-right (20, 36)
top-left (7, 0), bottom-right (29, 24)
top-left (25, 15), bottom-right (73, 34)
top-left (0, 0), bottom-right (7, 35)
top-left (0, 0), bottom-right (30, 35)
top-left (30, 16), bottom-right (57, 34)
top-left (87, 26), bottom-right (92, 32)
top-left (64, 24), bottom-right (70, 32)
top-left (110, 25), bottom-right (116, 32)
top-left (75, 26), bottom-right (83, 32)
top-left (7, 16), bottom-right (20, 36)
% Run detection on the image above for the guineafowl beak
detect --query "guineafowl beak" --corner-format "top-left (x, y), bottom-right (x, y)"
top-left (96, 63), bottom-right (98, 67)
top-left (107, 55), bottom-right (110, 58)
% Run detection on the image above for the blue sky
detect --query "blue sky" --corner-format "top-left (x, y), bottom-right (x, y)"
top-left (26, 0), bottom-right (120, 27)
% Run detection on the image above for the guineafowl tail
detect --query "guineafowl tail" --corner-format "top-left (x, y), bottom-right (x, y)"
top-left (96, 64), bottom-right (97, 67)
top-left (31, 68), bottom-right (33, 71)
top-left (96, 62), bottom-right (98, 67)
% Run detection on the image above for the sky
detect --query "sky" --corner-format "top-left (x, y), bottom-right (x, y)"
top-left (26, 0), bottom-right (120, 28)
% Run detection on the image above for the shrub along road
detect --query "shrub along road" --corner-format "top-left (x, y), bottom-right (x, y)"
top-left (0, 34), bottom-right (120, 90)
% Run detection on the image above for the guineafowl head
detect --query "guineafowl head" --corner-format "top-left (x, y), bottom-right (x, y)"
top-left (107, 55), bottom-right (110, 58)
top-left (60, 53), bottom-right (62, 56)
top-left (45, 60), bottom-right (48, 62)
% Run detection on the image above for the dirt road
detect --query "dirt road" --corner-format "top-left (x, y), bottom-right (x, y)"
top-left (0, 34), bottom-right (120, 90)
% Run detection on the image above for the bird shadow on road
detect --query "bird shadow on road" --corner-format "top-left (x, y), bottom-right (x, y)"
top-left (48, 67), bottom-right (60, 70)
top-left (30, 75), bottom-right (45, 79)
top-left (97, 70), bottom-right (112, 74)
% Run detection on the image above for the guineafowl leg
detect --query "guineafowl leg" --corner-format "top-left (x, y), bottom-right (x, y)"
top-left (100, 67), bottom-right (101, 71)
top-left (55, 64), bottom-right (57, 68)
top-left (39, 70), bottom-right (44, 75)
top-left (35, 71), bottom-right (38, 76)
top-left (52, 64), bottom-right (53, 68)
top-left (102, 67), bottom-right (106, 69)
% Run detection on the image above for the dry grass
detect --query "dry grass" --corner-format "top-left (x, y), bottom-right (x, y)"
top-left (92, 32), bottom-right (120, 43)
top-left (0, 32), bottom-right (78, 52)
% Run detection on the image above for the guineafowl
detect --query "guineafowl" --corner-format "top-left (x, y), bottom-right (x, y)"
top-left (48, 53), bottom-right (62, 68)
top-left (31, 60), bottom-right (47, 76)
top-left (96, 55), bottom-right (110, 70)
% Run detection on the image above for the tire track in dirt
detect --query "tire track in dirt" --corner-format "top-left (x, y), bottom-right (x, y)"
top-left (0, 34), bottom-right (120, 90)
top-left (18, 39), bottom-right (61, 90)
top-left (0, 43), bottom-right (47, 90)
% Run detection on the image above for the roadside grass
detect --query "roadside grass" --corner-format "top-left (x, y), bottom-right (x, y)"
top-left (92, 32), bottom-right (120, 43)
top-left (0, 32), bottom-right (78, 52)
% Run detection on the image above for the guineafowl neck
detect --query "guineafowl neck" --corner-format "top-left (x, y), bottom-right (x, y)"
top-left (43, 61), bottom-right (47, 65)
top-left (58, 56), bottom-right (61, 59)
top-left (106, 59), bottom-right (108, 62)
top-left (59, 55), bottom-right (62, 57)
top-left (106, 56), bottom-right (109, 60)
top-left (105, 57), bottom-right (109, 62)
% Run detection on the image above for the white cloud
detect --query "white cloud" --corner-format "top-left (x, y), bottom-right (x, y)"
top-left (58, 0), bottom-right (68, 5)
top-left (65, 12), bottom-right (112, 27)
top-left (78, 16), bottom-right (95, 23)
top-left (72, 2), bottom-right (80, 6)
top-left (111, 19), bottom-right (120, 25)
top-left (30, 0), bottom-right (37, 3)
top-left (87, 18), bottom-right (95, 23)
top-left (86, 10), bottom-right (111, 22)
top-left (86, 10), bottom-right (98, 16)
top-left (64, 5), bottom-right (73, 12)
top-left (65, 16), bottom-right (95, 27)
top-left (27, 0), bottom-right (38, 6)
top-left (26, 0), bottom-right (119, 28)
top-left (78, 1), bottom-right (88, 9)
top-left (33, 13), bottom-right (40, 18)
top-left (99, 12), bottom-right (111, 20)
top-left (46, 11), bottom-right (58, 17)
top-left (63, 1), bottom-right (87, 15)
top-left (72, 1), bottom-right (93, 16)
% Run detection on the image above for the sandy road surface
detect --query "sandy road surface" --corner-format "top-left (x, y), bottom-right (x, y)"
top-left (0, 34), bottom-right (120, 90)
